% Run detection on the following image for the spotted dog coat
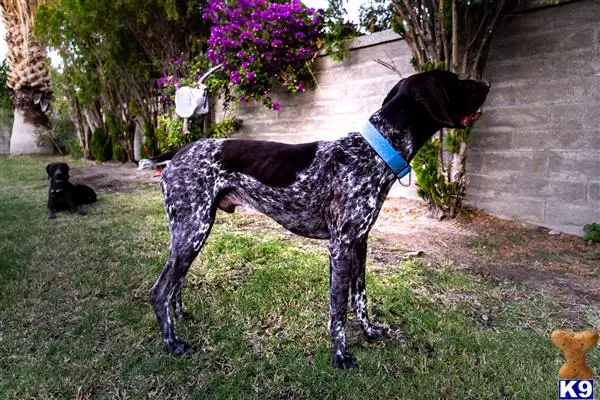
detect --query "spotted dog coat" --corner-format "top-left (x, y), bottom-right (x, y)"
top-left (148, 70), bottom-right (490, 368)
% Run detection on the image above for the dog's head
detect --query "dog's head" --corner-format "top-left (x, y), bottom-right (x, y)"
top-left (382, 70), bottom-right (489, 130)
top-left (46, 162), bottom-right (70, 186)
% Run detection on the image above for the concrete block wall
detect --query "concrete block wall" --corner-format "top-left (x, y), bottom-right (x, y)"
top-left (469, 0), bottom-right (600, 235)
top-left (223, 0), bottom-right (600, 235)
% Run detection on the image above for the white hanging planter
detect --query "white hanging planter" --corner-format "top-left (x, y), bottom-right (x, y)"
top-left (174, 64), bottom-right (222, 118)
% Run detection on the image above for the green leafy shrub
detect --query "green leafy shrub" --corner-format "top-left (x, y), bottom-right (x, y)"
top-left (106, 115), bottom-right (126, 162)
top-left (0, 59), bottom-right (12, 111)
top-left (583, 223), bottom-right (600, 243)
top-left (443, 126), bottom-right (473, 154)
top-left (141, 120), bottom-right (156, 158)
top-left (321, 2), bottom-right (359, 62)
top-left (155, 115), bottom-right (243, 152)
top-left (154, 115), bottom-right (185, 151)
top-left (64, 138), bottom-right (83, 159)
top-left (90, 128), bottom-right (111, 161)
top-left (411, 139), bottom-right (458, 217)
top-left (207, 118), bottom-right (243, 138)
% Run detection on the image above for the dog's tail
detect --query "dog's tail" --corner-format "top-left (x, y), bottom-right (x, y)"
top-left (138, 148), bottom-right (180, 170)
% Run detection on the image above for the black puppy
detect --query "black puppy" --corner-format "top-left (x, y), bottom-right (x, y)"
top-left (46, 162), bottom-right (97, 219)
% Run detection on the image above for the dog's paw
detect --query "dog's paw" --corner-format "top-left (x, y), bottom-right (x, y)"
top-left (48, 212), bottom-right (56, 220)
top-left (364, 324), bottom-right (392, 342)
top-left (164, 338), bottom-right (193, 356)
top-left (173, 309), bottom-right (191, 320)
top-left (332, 349), bottom-right (357, 370)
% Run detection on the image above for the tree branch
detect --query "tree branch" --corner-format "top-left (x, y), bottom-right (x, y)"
top-left (451, 0), bottom-right (458, 72)
top-left (471, 0), bottom-right (506, 79)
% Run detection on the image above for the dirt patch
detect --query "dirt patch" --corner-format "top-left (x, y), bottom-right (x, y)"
top-left (70, 161), bottom-right (161, 193)
top-left (372, 198), bottom-right (600, 321)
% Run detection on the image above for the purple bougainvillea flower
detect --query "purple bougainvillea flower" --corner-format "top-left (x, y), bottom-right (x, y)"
top-left (230, 70), bottom-right (240, 84)
top-left (272, 102), bottom-right (280, 111)
top-left (204, 0), bottom-right (323, 110)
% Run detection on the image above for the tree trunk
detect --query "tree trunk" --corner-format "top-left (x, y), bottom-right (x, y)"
top-left (0, 0), bottom-right (53, 155)
top-left (9, 106), bottom-right (52, 154)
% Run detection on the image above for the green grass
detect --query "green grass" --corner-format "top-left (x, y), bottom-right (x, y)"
top-left (0, 156), bottom-right (596, 399)
top-left (467, 235), bottom-right (500, 263)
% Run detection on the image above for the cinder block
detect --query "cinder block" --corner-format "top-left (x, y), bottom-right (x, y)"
top-left (552, 0), bottom-right (600, 28)
top-left (486, 85), bottom-right (518, 107)
top-left (546, 151), bottom-right (600, 179)
top-left (512, 128), bottom-right (589, 151)
top-left (516, 30), bottom-right (560, 57)
top-left (485, 56), bottom-right (556, 82)
top-left (515, 175), bottom-right (588, 203)
top-left (468, 172), bottom-right (587, 203)
top-left (477, 106), bottom-right (551, 130)
top-left (466, 193), bottom-right (546, 223)
top-left (467, 150), bottom-right (548, 174)
top-left (512, 81), bottom-right (557, 106)
top-left (470, 128), bottom-right (513, 150)
top-left (467, 172), bottom-right (517, 194)
top-left (487, 36), bottom-right (523, 61)
top-left (588, 181), bottom-right (600, 202)
top-left (552, 77), bottom-right (599, 104)
top-left (551, 103), bottom-right (600, 131)
top-left (546, 202), bottom-right (600, 228)
top-left (559, 52), bottom-right (600, 78)
top-left (498, 10), bottom-right (557, 33)
top-left (466, 152), bottom-right (486, 173)
top-left (556, 28), bottom-right (596, 52)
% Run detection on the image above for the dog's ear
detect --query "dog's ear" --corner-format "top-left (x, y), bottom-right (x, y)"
top-left (381, 79), bottom-right (405, 106)
top-left (414, 76), bottom-right (455, 127)
top-left (46, 163), bottom-right (54, 179)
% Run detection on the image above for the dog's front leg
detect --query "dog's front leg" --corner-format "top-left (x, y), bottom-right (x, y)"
top-left (170, 279), bottom-right (189, 319)
top-left (328, 239), bottom-right (357, 369)
top-left (65, 192), bottom-right (78, 214)
top-left (47, 197), bottom-right (56, 219)
top-left (351, 240), bottom-right (391, 342)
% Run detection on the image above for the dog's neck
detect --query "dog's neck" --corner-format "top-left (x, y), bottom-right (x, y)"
top-left (369, 97), bottom-right (442, 163)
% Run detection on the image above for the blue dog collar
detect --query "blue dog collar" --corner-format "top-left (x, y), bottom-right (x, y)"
top-left (359, 121), bottom-right (411, 179)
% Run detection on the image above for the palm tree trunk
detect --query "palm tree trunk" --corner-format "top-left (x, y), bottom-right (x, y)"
top-left (0, 0), bottom-right (53, 155)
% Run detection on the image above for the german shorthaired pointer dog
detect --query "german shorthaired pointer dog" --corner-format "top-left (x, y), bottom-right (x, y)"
top-left (147, 70), bottom-right (489, 368)
top-left (46, 162), bottom-right (97, 219)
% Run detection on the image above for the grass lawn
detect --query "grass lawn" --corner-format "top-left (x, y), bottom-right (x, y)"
top-left (0, 156), bottom-right (596, 399)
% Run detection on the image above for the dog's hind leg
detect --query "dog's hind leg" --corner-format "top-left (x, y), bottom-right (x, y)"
top-left (350, 239), bottom-right (392, 342)
top-left (149, 200), bottom-right (216, 356)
